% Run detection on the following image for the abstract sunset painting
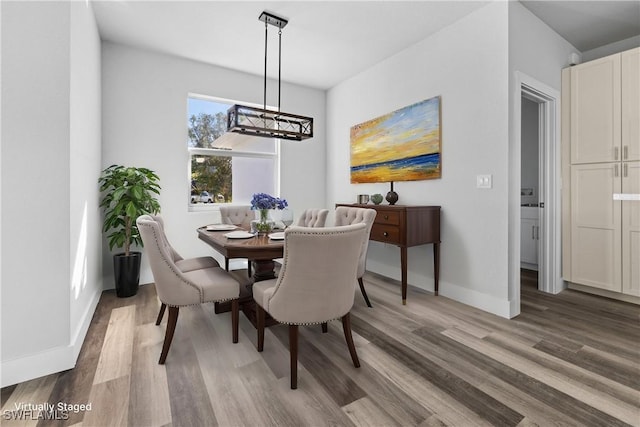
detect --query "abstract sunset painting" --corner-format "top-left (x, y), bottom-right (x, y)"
top-left (350, 96), bottom-right (441, 183)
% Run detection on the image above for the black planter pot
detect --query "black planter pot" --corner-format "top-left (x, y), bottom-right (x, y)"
top-left (113, 252), bottom-right (141, 298)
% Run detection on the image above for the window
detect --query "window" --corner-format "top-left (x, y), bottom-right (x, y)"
top-left (188, 95), bottom-right (279, 208)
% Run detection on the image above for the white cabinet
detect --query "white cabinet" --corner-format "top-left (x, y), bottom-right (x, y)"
top-left (621, 49), bottom-right (640, 162)
top-left (521, 207), bottom-right (539, 269)
top-left (563, 47), bottom-right (640, 300)
top-left (570, 163), bottom-right (621, 292)
top-left (570, 54), bottom-right (620, 164)
top-left (571, 48), bottom-right (640, 164)
top-left (622, 162), bottom-right (640, 296)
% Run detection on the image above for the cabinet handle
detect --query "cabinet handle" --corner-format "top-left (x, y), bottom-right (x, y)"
top-left (383, 232), bottom-right (389, 237)
top-left (624, 163), bottom-right (628, 177)
top-left (532, 226), bottom-right (535, 240)
top-left (624, 145), bottom-right (628, 160)
top-left (536, 226), bottom-right (539, 240)
top-left (384, 215), bottom-right (389, 220)
top-left (615, 146), bottom-right (619, 160)
top-left (615, 164), bottom-right (619, 177)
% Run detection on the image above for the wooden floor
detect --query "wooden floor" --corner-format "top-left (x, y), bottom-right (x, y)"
top-left (2, 271), bottom-right (639, 427)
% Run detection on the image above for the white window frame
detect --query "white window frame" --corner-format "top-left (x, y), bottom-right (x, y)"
top-left (187, 94), bottom-right (281, 212)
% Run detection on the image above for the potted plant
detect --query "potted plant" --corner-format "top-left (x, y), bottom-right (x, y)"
top-left (99, 165), bottom-right (161, 297)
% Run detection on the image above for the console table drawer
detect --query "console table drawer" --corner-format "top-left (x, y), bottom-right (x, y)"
top-left (371, 224), bottom-right (401, 244)
top-left (374, 210), bottom-right (401, 225)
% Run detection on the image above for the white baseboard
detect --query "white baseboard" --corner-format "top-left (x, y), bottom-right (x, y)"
top-left (439, 281), bottom-right (513, 319)
top-left (70, 287), bottom-right (101, 361)
top-left (366, 261), bottom-right (512, 319)
top-left (1, 288), bottom-right (101, 388)
top-left (1, 345), bottom-right (75, 388)
top-left (567, 282), bottom-right (640, 305)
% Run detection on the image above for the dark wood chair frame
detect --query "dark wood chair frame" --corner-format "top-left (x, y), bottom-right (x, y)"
top-left (155, 300), bottom-right (239, 364)
top-left (256, 305), bottom-right (360, 389)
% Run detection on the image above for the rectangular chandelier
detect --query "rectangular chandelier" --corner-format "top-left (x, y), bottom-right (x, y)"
top-left (215, 11), bottom-right (313, 144)
top-left (226, 104), bottom-right (313, 141)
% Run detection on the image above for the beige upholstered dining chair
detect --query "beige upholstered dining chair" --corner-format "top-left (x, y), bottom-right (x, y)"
top-left (219, 205), bottom-right (254, 228)
top-left (151, 214), bottom-right (221, 273)
top-left (137, 215), bottom-right (241, 364)
top-left (218, 205), bottom-right (254, 276)
top-left (295, 208), bottom-right (329, 227)
top-left (273, 208), bottom-right (328, 269)
top-left (252, 223), bottom-right (368, 389)
top-left (334, 206), bottom-right (377, 307)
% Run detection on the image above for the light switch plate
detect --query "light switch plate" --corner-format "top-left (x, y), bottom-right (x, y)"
top-left (476, 174), bottom-right (492, 189)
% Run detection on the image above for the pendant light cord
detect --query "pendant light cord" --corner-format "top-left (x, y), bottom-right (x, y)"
top-left (278, 28), bottom-right (282, 113)
top-left (263, 20), bottom-right (268, 112)
top-left (262, 16), bottom-right (284, 115)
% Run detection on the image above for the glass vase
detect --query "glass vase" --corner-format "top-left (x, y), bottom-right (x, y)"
top-left (251, 209), bottom-right (275, 234)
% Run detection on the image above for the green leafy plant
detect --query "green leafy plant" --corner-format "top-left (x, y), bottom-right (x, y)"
top-left (99, 165), bottom-right (161, 255)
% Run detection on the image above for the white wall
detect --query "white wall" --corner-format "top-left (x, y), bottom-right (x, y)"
top-left (1, 1), bottom-right (102, 387)
top-left (327, 2), bottom-right (512, 316)
top-left (101, 43), bottom-right (326, 286)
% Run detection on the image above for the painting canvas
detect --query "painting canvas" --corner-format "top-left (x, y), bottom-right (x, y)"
top-left (350, 96), bottom-right (441, 183)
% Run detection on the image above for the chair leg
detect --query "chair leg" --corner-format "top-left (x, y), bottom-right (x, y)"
top-left (248, 261), bottom-right (252, 277)
top-left (341, 313), bottom-right (360, 368)
top-left (321, 322), bottom-right (328, 333)
top-left (256, 304), bottom-right (265, 352)
top-left (231, 299), bottom-right (239, 344)
top-left (225, 258), bottom-right (230, 271)
top-left (155, 303), bottom-right (167, 325)
top-left (358, 277), bottom-right (372, 308)
top-left (159, 306), bottom-right (179, 365)
top-left (289, 324), bottom-right (298, 389)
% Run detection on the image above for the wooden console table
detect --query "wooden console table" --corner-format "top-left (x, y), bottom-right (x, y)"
top-left (337, 204), bottom-right (441, 304)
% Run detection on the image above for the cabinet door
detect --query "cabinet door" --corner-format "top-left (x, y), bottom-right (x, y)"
top-left (521, 218), bottom-right (538, 266)
top-left (571, 54), bottom-right (621, 164)
top-left (622, 161), bottom-right (640, 296)
top-left (571, 163), bottom-right (622, 291)
top-left (622, 48), bottom-right (640, 162)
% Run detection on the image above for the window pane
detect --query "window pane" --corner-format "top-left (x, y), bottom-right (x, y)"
top-left (231, 156), bottom-right (276, 203)
top-left (191, 155), bottom-right (232, 203)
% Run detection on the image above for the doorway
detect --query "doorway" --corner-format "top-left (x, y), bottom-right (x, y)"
top-left (510, 72), bottom-right (564, 317)
top-left (520, 96), bottom-right (542, 289)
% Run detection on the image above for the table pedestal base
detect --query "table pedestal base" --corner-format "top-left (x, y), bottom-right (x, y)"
top-left (214, 268), bottom-right (278, 328)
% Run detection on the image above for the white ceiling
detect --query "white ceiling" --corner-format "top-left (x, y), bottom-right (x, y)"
top-left (521, 1), bottom-right (640, 52)
top-left (92, 1), bottom-right (640, 90)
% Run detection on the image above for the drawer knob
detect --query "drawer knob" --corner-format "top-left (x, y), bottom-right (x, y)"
top-left (383, 232), bottom-right (389, 237)
top-left (384, 215), bottom-right (389, 219)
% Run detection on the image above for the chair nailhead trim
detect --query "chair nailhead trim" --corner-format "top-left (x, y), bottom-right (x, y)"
top-left (163, 297), bottom-right (239, 308)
